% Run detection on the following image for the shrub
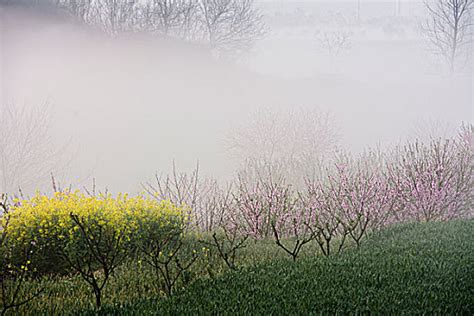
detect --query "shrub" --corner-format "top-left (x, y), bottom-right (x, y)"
top-left (1, 194), bottom-right (44, 316)
top-left (5, 191), bottom-right (185, 308)
top-left (135, 209), bottom-right (198, 297)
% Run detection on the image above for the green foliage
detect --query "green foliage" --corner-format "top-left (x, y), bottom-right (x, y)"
top-left (119, 219), bottom-right (474, 314)
top-left (1, 195), bottom-right (45, 316)
top-left (3, 220), bottom-right (473, 314)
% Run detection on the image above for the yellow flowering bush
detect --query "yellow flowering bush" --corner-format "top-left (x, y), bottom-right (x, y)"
top-left (5, 191), bottom-right (185, 275)
top-left (3, 190), bottom-right (187, 308)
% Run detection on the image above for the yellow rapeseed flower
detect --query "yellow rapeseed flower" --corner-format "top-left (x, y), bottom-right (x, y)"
top-left (6, 191), bottom-right (186, 249)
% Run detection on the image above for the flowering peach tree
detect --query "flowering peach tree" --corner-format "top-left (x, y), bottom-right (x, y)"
top-left (387, 125), bottom-right (473, 222)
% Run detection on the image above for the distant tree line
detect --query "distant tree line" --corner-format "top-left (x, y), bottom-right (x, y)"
top-left (0, 0), bottom-right (265, 59)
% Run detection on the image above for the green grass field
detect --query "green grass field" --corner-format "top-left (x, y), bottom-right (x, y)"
top-left (8, 219), bottom-right (474, 315)
top-left (104, 219), bottom-right (474, 315)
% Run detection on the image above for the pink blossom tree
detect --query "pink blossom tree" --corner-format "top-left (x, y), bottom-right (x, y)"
top-left (229, 162), bottom-right (319, 261)
top-left (303, 150), bottom-right (396, 253)
top-left (231, 165), bottom-right (291, 239)
top-left (301, 178), bottom-right (347, 256)
top-left (387, 124), bottom-right (473, 222)
top-left (267, 184), bottom-right (316, 261)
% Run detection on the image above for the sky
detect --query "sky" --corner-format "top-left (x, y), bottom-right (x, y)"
top-left (1, 0), bottom-right (472, 194)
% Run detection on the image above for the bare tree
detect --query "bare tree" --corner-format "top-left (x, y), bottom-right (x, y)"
top-left (316, 29), bottom-right (352, 58)
top-left (93, 0), bottom-right (141, 35)
top-left (422, 0), bottom-right (474, 74)
top-left (143, 162), bottom-right (230, 232)
top-left (137, 0), bottom-right (198, 39)
top-left (0, 102), bottom-right (72, 195)
top-left (315, 12), bottom-right (353, 71)
top-left (51, 0), bottom-right (265, 58)
top-left (55, 0), bottom-right (95, 22)
top-left (56, 0), bottom-right (140, 35)
top-left (196, 0), bottom-right (265, 58)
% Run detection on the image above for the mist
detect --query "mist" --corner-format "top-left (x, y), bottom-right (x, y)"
top-left (1, 0), bottom-right (472, 194)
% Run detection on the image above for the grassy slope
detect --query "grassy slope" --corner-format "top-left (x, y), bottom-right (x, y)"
top-left (105, 219), bottom-right (474, 315)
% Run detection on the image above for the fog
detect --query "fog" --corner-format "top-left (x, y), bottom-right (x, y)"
top-left (1, 0), bottom-right (472, 194)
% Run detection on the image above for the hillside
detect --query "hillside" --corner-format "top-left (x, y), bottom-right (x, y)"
top-left (108, 219), bottom-right (474, 314)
